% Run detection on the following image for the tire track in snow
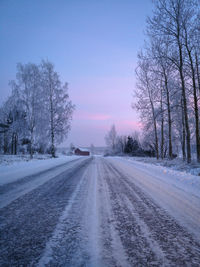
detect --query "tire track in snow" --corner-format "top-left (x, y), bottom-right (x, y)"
top-left (0, 157), bottom-right (92, 266)
top-left (37, 168), bottom-right (87, 266)
top-left (2, 156), bottom-right (199, 266)
top-left (96, 158), bottom-right (131, 267)
top-left (39, 157), bottom-right (131, 267)
top-left (102, 159), bottom-right (163, 266)
top-left (108, 157), bottom-right (200, 241)
top-left (104, 159), bottom-right (200, 266)
top-left (0, 158), bottom-right (83, 209)
top-left (37, 157), bottom-right (101, 267)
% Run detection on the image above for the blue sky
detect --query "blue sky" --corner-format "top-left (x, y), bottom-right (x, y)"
top-left (0, 0), bottom-right (153, 146)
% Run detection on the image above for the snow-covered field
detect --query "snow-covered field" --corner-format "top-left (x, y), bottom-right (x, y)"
top-left (0, 156), bottom-right (200, 266)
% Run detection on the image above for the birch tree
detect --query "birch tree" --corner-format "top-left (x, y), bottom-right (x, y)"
top-left (150, 37), bottom-right (175, 159)
top-left (105, 124), bottom-right (117, 154)
top-left (41, 60), bottom-right (74, 157)
top-left (135, 53), bottom-right (159, 159)
top-left (0, 60), bottom-right (74, 157)
top-left (147, 0), bottom-right (195, 163)
top-left (10, 63), bottom-right (41, 158)
top-left (183, 12), bottom-right (200, 162)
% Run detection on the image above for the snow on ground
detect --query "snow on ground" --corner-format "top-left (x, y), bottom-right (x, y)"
top-left (130, 156), bottom-right (200, 176)
top-left (112, 156), bottom-right (200, 198)
top-left (1, 156), bottom-right (200, 266)
top-left (38, 157), bottom-right (100, 267)
top-left (107, 156), bottom-right (200, 240)
top-left (0, 153), bottom-right (54, 165)
top-left (0, 154), bottom-right (81, 186)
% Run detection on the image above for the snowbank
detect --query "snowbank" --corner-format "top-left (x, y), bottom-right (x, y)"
top-left (129, 156), bottom-right (200, 176)
top-left (0, 155), bottom-right (80, 186)
top-left (109, 157), bottom-right (200, 198)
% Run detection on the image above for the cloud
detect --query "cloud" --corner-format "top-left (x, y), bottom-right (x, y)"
top-left (74, 111), bottom-right (111, 121)
top-left (112, 120), bottom-right (142, 134)
top-left (120, 120), bottom-right (142, 129)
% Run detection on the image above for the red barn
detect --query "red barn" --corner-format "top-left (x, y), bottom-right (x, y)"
top-left (74, 148), bottom-right (90, 156)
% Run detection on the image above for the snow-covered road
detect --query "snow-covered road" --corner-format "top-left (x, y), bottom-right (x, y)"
top-left (0, 156), bottom-right (200, 266)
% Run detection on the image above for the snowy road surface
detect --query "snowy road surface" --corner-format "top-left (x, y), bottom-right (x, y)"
top-left (0, 156), bottom-right (200, 266)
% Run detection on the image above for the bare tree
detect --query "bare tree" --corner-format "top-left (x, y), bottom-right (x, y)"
top-left (135, 53), bottom-right (159, 159)
top-left (41, 60), bottom-right (74, 157)
top-left (147, 0), bottom-right (196, 162)
top-left (150, 37), bottom-right (175, 159)
top-left (105, 124), bottom-right (117, 154)
top-left (10, 63), bottom-right (41, 158)
top-left (0, 60), bottom-right (74, 157)
top-left (182, 13), bottom-right (200, 162)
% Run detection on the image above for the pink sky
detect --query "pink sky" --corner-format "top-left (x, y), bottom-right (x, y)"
top-left (65, 75), bottom-right (141, 147)
top-left (0, 0), bottom-right (152, 147)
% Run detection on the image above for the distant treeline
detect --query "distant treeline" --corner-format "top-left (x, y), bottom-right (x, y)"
top-left (104, 125), bottom-right (156, 157)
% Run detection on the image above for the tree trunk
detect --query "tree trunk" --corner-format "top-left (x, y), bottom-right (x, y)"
top-left (11, 133), bottom-right (14, 155)
top-left (181, 97), bottom-right (186, 161)
top-left (164, 72), bottom-right (173, 159)
top-left (30, 128), bottom-right (33, 159)
top-left (14, 133), bottom-right (18, 155)
top-left (195, 52), bottom-right (200, 93)
top-left (4, 132), bottom-right (8, 154)
top-left (51, 123), bottom-right (55, 158)
top-left (152, 106), bottom-right (159, 159)
top-left (160, 85), bottom-right (164, 159)
top-left (178, 42), bottom-right (191, 163)
top-left (186, 46), bottom-right (200, 162)
top-left (50, 92), bottom-right (55, 158)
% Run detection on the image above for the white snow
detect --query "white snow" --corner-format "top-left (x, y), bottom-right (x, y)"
top-left (111, 157), bottom-right (200, 198)
top-left (128, 156), bottom-right (200, 176)
top-left (1, 155), bottom-right (200, 265)
top-left (37, 168), bottom-right (86, 267)
top-left (97, 159), bottom-right (131, 267)
top-left (0, 155), bottom-right (87, 209)
top-left (0, 155), bottom-right (81, 186)
top-left (38, 157), bottom-right (102, 267)
top-left (107, 157), bottom-right (200, 240)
